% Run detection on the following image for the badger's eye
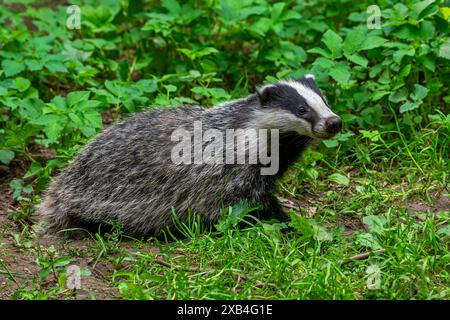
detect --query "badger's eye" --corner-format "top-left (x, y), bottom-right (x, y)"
top-left (298, 107), bottom-right (307, 115)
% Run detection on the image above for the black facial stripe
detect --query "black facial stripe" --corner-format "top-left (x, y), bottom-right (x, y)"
top-left (299, 77), bottom-right (329, 107)
top-left (301, 105), bottom-right (319, 129)
top-left (258, 82), bottom-right (321, 129)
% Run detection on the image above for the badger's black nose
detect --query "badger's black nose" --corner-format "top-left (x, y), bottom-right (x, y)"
top-left (325, 116), bottom-right (342, 134)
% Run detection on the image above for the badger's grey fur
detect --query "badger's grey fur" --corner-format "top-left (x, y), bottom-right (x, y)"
top-left (38, 75), bottom-right (342, 237)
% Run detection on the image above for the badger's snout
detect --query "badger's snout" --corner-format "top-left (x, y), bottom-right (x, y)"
top-left (325, 116), bottom-right (342, 134)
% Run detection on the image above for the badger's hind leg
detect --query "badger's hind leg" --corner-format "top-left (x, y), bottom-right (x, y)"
top-left (36, 195), bottom-right (87, 239)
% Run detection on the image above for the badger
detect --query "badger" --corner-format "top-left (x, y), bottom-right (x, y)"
top-left (38, 75), bottom-right (342, 237)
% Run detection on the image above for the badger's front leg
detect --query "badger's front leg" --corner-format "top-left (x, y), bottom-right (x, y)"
top-left (257, 193), bottom-right (289, 222)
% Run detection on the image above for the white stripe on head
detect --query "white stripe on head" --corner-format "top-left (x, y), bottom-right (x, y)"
top-left (279, 80), bottom-right (335, 119)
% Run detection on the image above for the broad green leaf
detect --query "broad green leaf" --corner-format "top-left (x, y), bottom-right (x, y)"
top-left (437, 225), bottom-right (450, 236)
top-left (418, 55), bottom-right (435, 72)
top-left (308, 47), bottom-right (332, 59)
top-left (438, 41), bottom-right (450, 60)
top-left (162, 0), bottom-right (181, 16)
top-left (24, 162), bottom-right (42, 179)
top-left (344, 53), bottom-right (368, 67)
top-left (322, 30), bottom-right (343, 59)
top-left (67, 91), bottom-right (90, 107)
top-left (83, 111), bottom-right (103, 129)
top-left (53, 257), bottom-right (72, 267)
top-left (399, 64), bottom-right (412, 78)
top-left (0, 149), bottom-right (15, 165)
top-left (361, 36), bottom-right (387, 50)
top-left (400, 101), bottom-right (421, 113)
top-left (13, 77), bottom-right (31, 92)
top-left (412, 84), bottom-right (428, 101)
top-left (2, 60), bottom-right (25, 77)
top-left (312, 57), bottom-right (335, 69)
top-left (45, 61), bottom-right (68, 73)
top-left (26, 59), bottom-right (43, 71)
top-left (271, 2), bottom-right (286, 21)
top-left (329, 173), bottom-right (349, 186)
top-left (389, 88), bottom-right (408, 103)
top-left (329, 62), bottom-right (350, 84)
top-left (312, 224), bottom-right (333, 242)
top-left (323, 139), bottom-right (339, 148)
top-left (363, 215), bottom-right (387, 235)
top-left (250, 17), bottom-right (272, 36)
top-left (411, 0), bottom-right (438, 20)
top-left (356, 233), bottom-right (382, 250)
top-left (343, 27), bottom-right (366, 54)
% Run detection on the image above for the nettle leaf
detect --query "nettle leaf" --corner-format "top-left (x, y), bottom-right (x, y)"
top-left (389, 88), bottom-right (408, 103)
top-left (83, 111), bottom-right (103, 129)
top-left (411, 84), bottom-right (428, 101)
top-left (250, 17), bottom-right (272, 36)
top-left (363, 215), bottom-right (387, 235)
top-left (161, 0), bottom-right (181, 16)
top-left (323, 139), bottom-right (339, 148)
top-left (45, 61), bottom-right (68, 73)
top-left (329, 62), bottom-right (351, 84)
top-left (43, 121), bottom-right (65, 143)
top-left (26, 59), bottom-right (43, 71)
top-left (355, 233), bottom-right (382, 250)
top-left (308, 47), bottom-right (332, 59)
top-left (344, 53), bottom-right (368, 67)
top-left (437, 225), bottom-right (450, 236)
top-left (393, 47), bottom-right (415, 64)
top-left (418, 55), bottom-right (435, 72)
top-left (13, 77), bottom-right (31, 92)
top-left (322, 30), bottom-right (343, 59)
top-left (24, 162), bottom-right (42, 179)
top-left (418, 21), bottom-right (435, 40)
top-left (329, 173), bottom-right (349, 187)
top-left (399, 101), bottom-right (421, 113)
top-left (67, 91), bottom-right (90, 107)
top-left (135, 79), bottom-right (158, 93)
top-left (54, 257), bottom-right (72, 267)
top-left (312, 224), bottom-right (333, 242)
top-left (343, 27), bottom-right (366, 54)
top-left (2, 60), bottom-right (25, 77)
top-left (399, 64), bottom-right (412, 78)
top-left (438, 40), bottom-right (450, 60)
top-left (0, 149), bottom-right (15, 165)
top-left (361, 36), bottom-right (387, 50)
top-left (411, 0), bottom-right (439, 20)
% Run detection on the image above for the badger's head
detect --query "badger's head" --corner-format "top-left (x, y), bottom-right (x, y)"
top-left (255, 75), bottom-right (342, 139)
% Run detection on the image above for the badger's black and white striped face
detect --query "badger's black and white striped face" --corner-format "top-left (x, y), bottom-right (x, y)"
top-left (255, 75), bottom-right (342, 139)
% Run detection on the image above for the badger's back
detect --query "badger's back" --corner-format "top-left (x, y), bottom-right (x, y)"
top-left (38, 104), bottom-right (273, 236)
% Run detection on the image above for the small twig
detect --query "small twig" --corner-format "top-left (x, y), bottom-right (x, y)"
top-left (350, 249), bottom-right (386, 260)
top-left (234, 273), bottom-right (276, 289)
top-left (154, 258), bottom-right (173, 269)
top-left (281, 203), bottom-right (298, 210)
top-left (342, 249), bottom-right (386, 264)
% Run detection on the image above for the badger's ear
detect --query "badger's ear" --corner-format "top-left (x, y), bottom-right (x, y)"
top-left (303, 73), bottom-right (315, 80)
top-left (256, 84), bottom-right (277, 106)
